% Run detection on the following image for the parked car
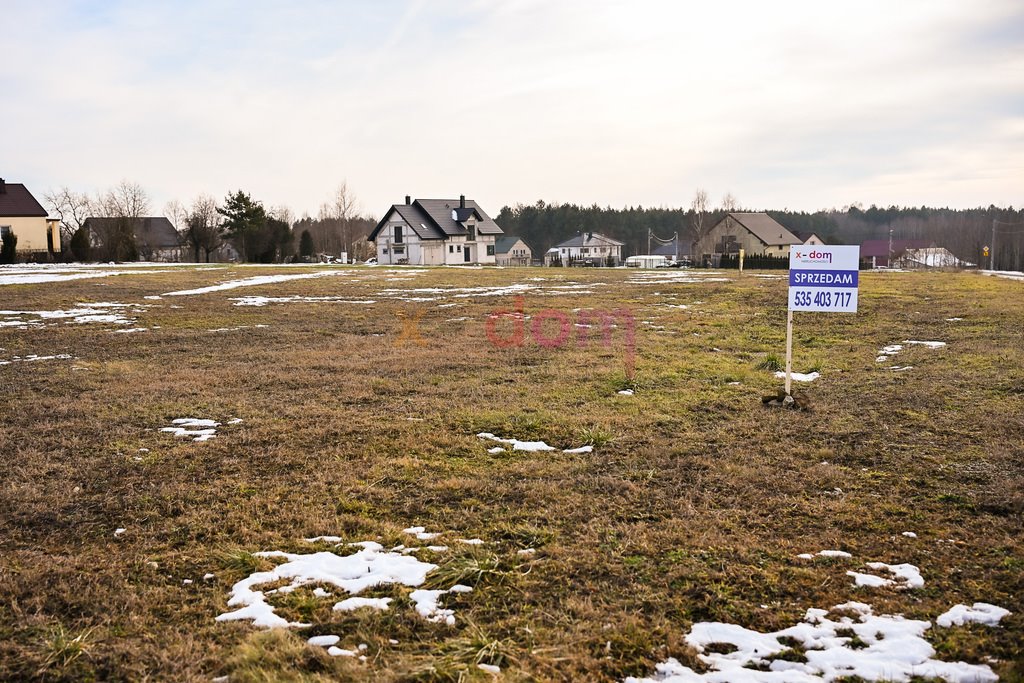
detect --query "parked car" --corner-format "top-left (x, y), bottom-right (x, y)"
top-left (364, 257), bottom-right (378, 265)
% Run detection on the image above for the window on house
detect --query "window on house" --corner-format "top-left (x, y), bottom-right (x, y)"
top-left (394, 225), bottom-right (403, 243)
top-left (467, 223), bottom-right (476, 241)
top-left (393, 246), bottom-right (405, 254)
top-left (449, 245), bottom-right (454, 253)
top-left (457, 245), bottom-right (462, 252)
top-left (0, 226), bottom-right (11, 240)
top-left (383, 248), bottom-right (389, 254)
top-left (487, 245), bottom-right (495, 256)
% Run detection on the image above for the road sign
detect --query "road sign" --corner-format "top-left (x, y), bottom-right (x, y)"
top-left (983, 246), bottom-right (990, 257)
top-left (788, 245), bottom-right (860, 313)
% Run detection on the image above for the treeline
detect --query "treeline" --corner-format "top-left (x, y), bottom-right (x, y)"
top-left (496, 201), bottom-right (1024, 270)
top-left (45, 180), bottom-right (376, 263)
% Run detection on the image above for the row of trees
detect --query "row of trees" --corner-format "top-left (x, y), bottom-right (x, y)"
top-left (44, 181), bottom-right (376, 264)
top-left (495, 191), bottom-right (1024, 270)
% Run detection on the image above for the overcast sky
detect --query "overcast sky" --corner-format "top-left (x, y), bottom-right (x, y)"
top-left (3, 0), bottom-right (1022, 218)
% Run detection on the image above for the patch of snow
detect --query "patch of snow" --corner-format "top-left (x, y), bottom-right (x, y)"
top-left (904, 340), bottom-right (946, 348)
top-left (305, 536), bottom-right (344, 544)
top-left (847, 562), bottom-right (924, 590)
top-left (478, 663), bottom-right (501, 674)
top-left (403, 526), bottom-right (439, 540)
top-left (518, 548), bottom-right (536, 556)
top-left (216, 544), bottom-right (438, 629)
top-left (487, 446), bottom-right (505, 454)
top-left (333, 597), bottom-right (393, 612)
top-left (114, 528), bottom-right (127, 536)
top-left (204, 573), bottom-right (215, 580)
top-left (799, 550), bottom-right (852, 560)
top-left (327, 646), bottom-right (357, 657)
top-left (457, 539), bottom-right (485, 546)
top-left (183, 579), bottom-right (193, 585)
top-left (161, 418), bottom-right (221, 442)
top-left (775, 371), bottom-right (820, 382)
top-left (164, 271), bottom-right (344, 296)
top-left (563, 445), bottom-right (594, 454)
top-left (625, 602), bottom-right (998, 683)
top-left (618, 389), bottom-right (635, 396)
top-left (308, 635), bottom-right (340, 647)
top-left (231, 295), bottom-right (376, 307)
top-left (901, 532), bottom-right (917, 538)
top-left (409, 589), bottom-right (456, 625)
top-left (936, 603), bottom-right (1011, 628)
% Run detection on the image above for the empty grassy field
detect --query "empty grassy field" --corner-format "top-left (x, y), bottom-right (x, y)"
top-left (1, 264), bottom-right (1021, 682)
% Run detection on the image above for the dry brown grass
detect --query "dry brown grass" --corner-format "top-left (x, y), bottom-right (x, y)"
top-left (0, 264), bottom-right (1021, 681)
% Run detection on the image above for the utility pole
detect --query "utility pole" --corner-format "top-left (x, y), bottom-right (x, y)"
top-left (647, 229), bottom-right (651, 256)
top-left (991, 219), bottom-right (997, 270)
top-left (888, 226), bottom-right (893, 267)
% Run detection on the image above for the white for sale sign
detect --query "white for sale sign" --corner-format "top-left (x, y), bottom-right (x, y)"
top-left (788, 245), bottom-right (860, 313)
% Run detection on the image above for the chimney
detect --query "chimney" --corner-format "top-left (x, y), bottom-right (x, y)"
top-left (405, 195), bottom-right (411, 205)
top-left (0, 178), bottom-right (5, 194)
top-left (460, 194), bottom-right (465, 209)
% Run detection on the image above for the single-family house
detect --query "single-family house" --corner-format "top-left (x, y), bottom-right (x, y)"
top-left (894, 247), bottom-right (971, 270)
top-left (696, 212), bottom-right (800, 264)
top-left (794, 231), bottom-right (826, 245)
top-left (861, 238), bottom-right (933, 268)
top-left (0, 178), bottom-right (61, 257)
top-left (545, 232), bottom-right (624, 266)
top-left (368, 195), bottom-right (502, 266)
top-left (494, 235), bottom-right (532, 266)
top-left (83, 216), bottom-right (182, 261)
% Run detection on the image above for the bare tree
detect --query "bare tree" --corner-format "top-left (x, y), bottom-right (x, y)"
top-left (164, 199), bottom-right (187, 231)
top-left (184, 194), bottom-right (222, 262)
top-left (330, 181), bottom-right (359, 259)
top-left (43, 187), bottom-right (93, 245)
top-left (689, 188), bottom-right (710, 260)
top-left (721, 192), bottom-right (740, 213)
top-left (97, 180), bottom-right (151, 220)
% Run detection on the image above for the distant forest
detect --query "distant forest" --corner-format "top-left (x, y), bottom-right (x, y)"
top-left (494, 202), bottom-right (1024, 270)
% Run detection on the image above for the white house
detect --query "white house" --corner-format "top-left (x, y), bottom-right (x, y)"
top-left (545, 232), bottom-right (624, 266)
top-left (368, 195), bottom-right (502, 266)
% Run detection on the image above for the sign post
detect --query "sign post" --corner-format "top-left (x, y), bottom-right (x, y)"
top-left (786, 245), bottom-right (860, 394)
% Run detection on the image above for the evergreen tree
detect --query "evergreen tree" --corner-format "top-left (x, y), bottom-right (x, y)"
top-left (299, 229), bottom-right (315, 259)
top-left (218, 191), bottom-right (268, 262)
top-left (0, 231), bottom-right (17, 264)
top-left (70, 227), bottom-right (91, 261)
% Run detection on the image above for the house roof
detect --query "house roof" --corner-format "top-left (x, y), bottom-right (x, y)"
top-left (651, 238), bottom-right (692, 257)
top-left (724, 213), bottom-right (799, 246)
top-left (84, 217), bottom-right (180, 249)
top-left (369, 197), bottom-right (503, 242)
top-left (551, 232), bottom-right (625, 249)
top-left (494, 235), bottom-right (529, 254)
top-left (861, 238), bottom-right (933, 258)
top-left (0, 181), bottom-right (48, 218)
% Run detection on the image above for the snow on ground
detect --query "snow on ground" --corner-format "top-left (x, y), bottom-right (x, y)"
top-left (163, 271), bottom-right (347, 296)
top-left (847, 562), bottom-right (924, 590)
top-left (216, 538), bottom-right (477, 632)
top-left (0, 266), bottom-right (173, 286)
top-left (936, 603), bottom-right (1011, 628)
top-left (403, 526), bottom-right (440, 540)
top-left (980, 269), bottom-right (1024, 282)
top-left (775, 371), bottom-right (821, 382)
top-left (0, 353), bottom-right (74, 366)
top-left (625, 601), bottom-right (1000, 683)
top-left (231, 295), bottom-right (377, 307)
top-left (876, 341), bottom-right (946, 362)
top-left (797, 550), bottom-right (852, 560)
top-left (477, 432), bottom-right (594, 453)
top-left (375, 281), bottom-right (605, 302)
top-left (628, 271), bottom-right (731, 285)
top-left (1, 302), bottom-right (148, 327)
top-left (160, 418), bottom-right (221, 442)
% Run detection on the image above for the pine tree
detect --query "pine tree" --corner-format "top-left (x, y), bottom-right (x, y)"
top-left (299, 230), bottom-right (315, 259)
